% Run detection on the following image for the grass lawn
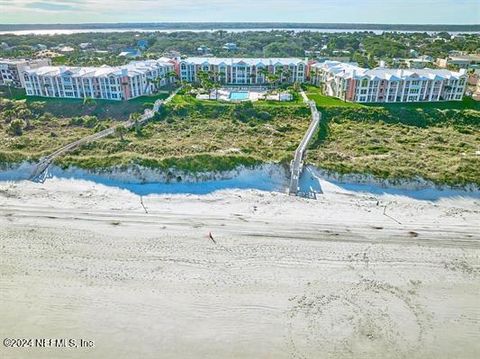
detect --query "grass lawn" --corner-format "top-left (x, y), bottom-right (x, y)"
top-left (170, 89), bottom-right (305, 108)
top-left (370, 97), bottom-right (480, 111)
top-left (304, 85), bottom-right (363, 108)
top-left (304, 84), bottom-right (480, 111)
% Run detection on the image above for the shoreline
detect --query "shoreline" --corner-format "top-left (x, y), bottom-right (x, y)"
top-left (1, 161), bottom-right (479, 198)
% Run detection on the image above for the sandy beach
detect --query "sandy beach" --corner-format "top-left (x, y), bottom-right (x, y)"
top-left (0, 177), bottom-right (479, 358)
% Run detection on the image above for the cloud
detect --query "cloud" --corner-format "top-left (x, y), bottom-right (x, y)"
top-left (25, 1), bottom-right (78, 11)
top-left (0, 0), bottom-right (478, 24)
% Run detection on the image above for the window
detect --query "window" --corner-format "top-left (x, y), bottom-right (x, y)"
top-left (361, 79), bottom-right (368, 87)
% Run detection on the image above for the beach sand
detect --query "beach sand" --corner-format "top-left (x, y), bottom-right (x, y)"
top-left (0, 178), bottom-right (479, 358)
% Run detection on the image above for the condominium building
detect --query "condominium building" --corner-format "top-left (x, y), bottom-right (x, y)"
top-left (23, 58), bottom-right (175, 101)
top-left (0, 58), bottom-right (51, 88)
top-left (311, 61), bottom-right (467, 103)
top-left (176, 57), bottom-right (308, 85)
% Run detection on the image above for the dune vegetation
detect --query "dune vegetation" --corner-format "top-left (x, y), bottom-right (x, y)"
top-left (0, 87), bottom-right (479, 186)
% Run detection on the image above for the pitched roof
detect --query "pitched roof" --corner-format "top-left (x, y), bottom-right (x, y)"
top-left (180, 57), bottom-right (306, 66)
top-left (312, 61), bottom-right (466, 81)
top-left (24, 58), bottom-right (174, 79)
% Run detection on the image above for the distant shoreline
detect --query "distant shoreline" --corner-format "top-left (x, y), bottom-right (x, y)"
top-left (0, 22), bottom-right (479, 32)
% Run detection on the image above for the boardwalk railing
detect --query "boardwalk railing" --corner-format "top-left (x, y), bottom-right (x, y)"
top-left (288, 91), bottom-right (321, 195)
top-left (29, 87), bottom-right (181, 182)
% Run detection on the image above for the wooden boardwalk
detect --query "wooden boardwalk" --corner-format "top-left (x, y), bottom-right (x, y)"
top-left (288, 91), bottom-right (321, 195)
top-left (29, 88), bottom-right (180, 182)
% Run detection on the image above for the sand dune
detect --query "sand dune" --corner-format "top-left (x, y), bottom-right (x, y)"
top-left (0, 178), bottom-right (479, 358)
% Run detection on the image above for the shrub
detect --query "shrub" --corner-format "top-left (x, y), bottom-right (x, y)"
top-left (7, 119), bottom-right (24, 136)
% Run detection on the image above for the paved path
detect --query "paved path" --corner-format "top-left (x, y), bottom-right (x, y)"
top-left (288, 91), bottom-right (321, 195)
top-left (29, 88), bottom-right (180, 182)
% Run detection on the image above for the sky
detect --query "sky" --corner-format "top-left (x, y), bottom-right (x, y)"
top-left (0, 0), bottom-right (479, 24)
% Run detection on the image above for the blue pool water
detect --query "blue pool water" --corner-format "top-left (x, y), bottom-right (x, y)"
top-left (229, 91), bottom-right (249, 101)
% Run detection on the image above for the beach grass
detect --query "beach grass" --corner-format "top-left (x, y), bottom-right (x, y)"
top-left (1, 90), bottom-right (479, 186)
top-left (307, 107), bottom-right (480, 186)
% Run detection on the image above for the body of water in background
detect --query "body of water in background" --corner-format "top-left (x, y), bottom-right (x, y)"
top-left (0, 28), bottom-right (478, 36)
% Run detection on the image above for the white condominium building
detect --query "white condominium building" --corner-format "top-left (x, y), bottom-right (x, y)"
top-left (0, 58), bottom-right (51, 88)
top-left (23, 58), bottom-right (175, 101)
top-left (176, 57), bottom-right (308, 85)
top-left (311, 61), bottom-right (468, 103)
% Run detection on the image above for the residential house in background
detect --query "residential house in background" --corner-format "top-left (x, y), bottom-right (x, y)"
top-left (79, 42), bottom-right (92, 50)
top-left (57, 46), bottom-right (75, 53)
top-left (0, 58), bottom-right (51, 88)
top-left (176, 57), bottom-right (308, 85)
top-left (222, 43), bottom-right (237, 51)
top-left (35, 50), bottom-right (62, 59)
top-left (196, 45), bottom-right (212, 56)
top-left (118, 48), bottom-right (142, 58)
top-left (311, 61), bottom-right (467, 103)
top-left (405, 55), bottom-right (434, 69)
top-left (436, 54), bottom-right (480, 69)
top-left (23, 58), bottom-right (174, 101)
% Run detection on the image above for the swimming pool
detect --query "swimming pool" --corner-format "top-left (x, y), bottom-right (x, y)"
top-left (229, 91), bottom-right (250, 101)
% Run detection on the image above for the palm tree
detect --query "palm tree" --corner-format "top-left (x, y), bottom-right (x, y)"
top-left (150, 77), bottom-right (162, 93)
top-left (166, 70), bottom-right (179, 85)
top-left (258, 68), bottom-right (269, 86)
top-left (212, 81), bottom-right (221, 100)
top-left (276, 68), bottom-right (285, 84)
top-left (309, 69), bottom-right (316, 84)
top-left (4, 79), bottom-right (13, 97)
top-left (219, 70), bottom-right (226, 84)
top-left (266, 72), bottom-right (279, 89)
top-left (83, 97), bottom-right (96, 106)
top-left (197, 70), bottom-right (213, 93)
top-left (286, 69), bottom-right (293, 83)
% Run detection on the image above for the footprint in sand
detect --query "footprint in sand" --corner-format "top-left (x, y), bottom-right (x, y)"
top-left (285, 279), bottom-right (430, 359)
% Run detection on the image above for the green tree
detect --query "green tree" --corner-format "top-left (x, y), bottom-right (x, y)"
top-left (8, 119), bottom-right (24, 136)
top-left (114, 125), bottom-right (127, 141)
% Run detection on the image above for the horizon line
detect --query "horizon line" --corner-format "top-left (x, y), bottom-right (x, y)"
top-left (1, 22), bottom-right (479, 26)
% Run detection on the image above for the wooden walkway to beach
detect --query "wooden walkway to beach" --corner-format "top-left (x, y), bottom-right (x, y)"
top-left (288, 91), bottom-right (321, 196)
top-left (29, 88), bottom-right (180, 183)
